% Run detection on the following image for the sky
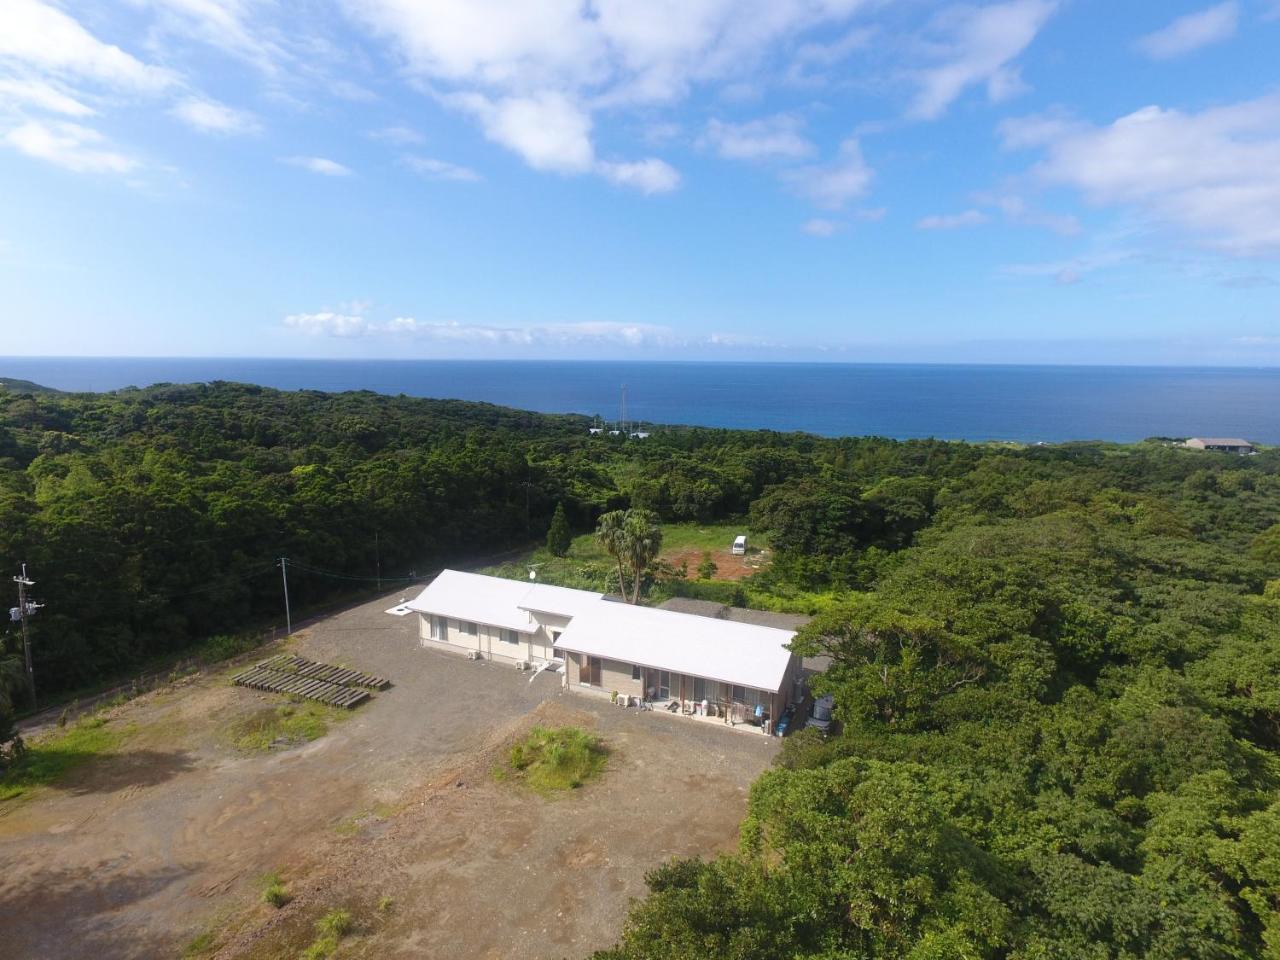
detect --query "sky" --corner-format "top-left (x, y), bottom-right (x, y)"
top-left (1, 0), bottom-right (1279, 364)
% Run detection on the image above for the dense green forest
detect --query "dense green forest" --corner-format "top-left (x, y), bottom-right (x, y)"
top-left (2, 379), bottom-right (1280, 957)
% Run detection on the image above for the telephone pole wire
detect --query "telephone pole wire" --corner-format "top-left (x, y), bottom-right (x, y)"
top-left (279, 558), bottom-right (292, 636)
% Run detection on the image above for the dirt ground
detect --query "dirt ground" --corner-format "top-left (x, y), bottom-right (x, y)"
top-left (662, 546), bottom-right (771, 581)
top-left (0, 591), bottom-right (776, 960)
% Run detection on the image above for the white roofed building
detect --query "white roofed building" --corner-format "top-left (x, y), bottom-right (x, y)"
top-left (1183, 437), bottom-right (1255, 454)
top-left (406, 570), bottom-right (802, 734)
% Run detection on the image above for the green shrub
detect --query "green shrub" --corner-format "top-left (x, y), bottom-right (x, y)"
top-left (502, 725), bottom-right (607, 793)
top-left (197, 633), bottom-right (261, 664)
top-left (301, 909), bottom-right (355, 959)
top-left (259, 871), bottom-right (289, 908)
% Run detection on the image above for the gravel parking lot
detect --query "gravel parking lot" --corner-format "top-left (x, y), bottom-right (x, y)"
top-left (0, 589), bottom-right (778, 959)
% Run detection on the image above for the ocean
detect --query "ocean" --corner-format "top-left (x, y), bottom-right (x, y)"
top-left (2, 357), bottom-right (1278, 444)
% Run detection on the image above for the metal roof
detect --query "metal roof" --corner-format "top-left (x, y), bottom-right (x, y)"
top-left (554, 601), bottom-right (796, 693)
top-left (408, 571), bottom-right (797, 692)
top-left (406, 570), bottom-right (602, 634)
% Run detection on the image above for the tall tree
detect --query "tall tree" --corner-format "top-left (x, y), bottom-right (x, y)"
top-left (546, 502), bottom-right (572, 557)
top-left (622, 509), bottom-right (663, 604)
top-left (596, 509), bottom-right (630, 599)
top-left (594, 508), bottom-right (663, 602)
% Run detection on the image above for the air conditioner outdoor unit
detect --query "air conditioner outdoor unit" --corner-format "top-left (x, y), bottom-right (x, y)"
top-left (515, 660), bottom-right (530, 671)
top-left (466, 650), bottom-right (481, 661)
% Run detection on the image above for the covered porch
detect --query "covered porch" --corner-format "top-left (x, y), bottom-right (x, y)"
top-left (570, 654), bottom-right (783, 735)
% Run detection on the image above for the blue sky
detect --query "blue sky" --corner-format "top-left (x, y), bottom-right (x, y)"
top-left (1, 0), bottom-right (1279, 364)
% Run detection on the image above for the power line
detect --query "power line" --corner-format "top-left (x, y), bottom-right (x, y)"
top-left (286, 561), bottom-right (427, 584)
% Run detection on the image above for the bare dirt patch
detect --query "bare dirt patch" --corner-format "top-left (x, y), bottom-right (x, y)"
top-left (663, 546), bottom-right (771, 581)
top-left (0, 591), bottom-right (775, 960)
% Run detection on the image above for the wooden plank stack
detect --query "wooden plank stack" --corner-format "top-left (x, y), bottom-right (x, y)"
top-left (267, 654), bottom-right (390, 690)
top-left (231, 655), bottom-right (388, 709)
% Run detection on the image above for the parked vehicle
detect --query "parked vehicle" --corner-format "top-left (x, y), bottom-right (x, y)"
top-left (806, 694), bottom-right (834, 733)
top-left (731, 534), bottom-right (747, 555)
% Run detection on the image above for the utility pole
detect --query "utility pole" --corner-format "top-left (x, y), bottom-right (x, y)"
top-left (12, 565), bottom-right (38, 709)
top-left (278, 557), bottom-right (292, 636)
top-left (375, 531), bottom-right (381, 591)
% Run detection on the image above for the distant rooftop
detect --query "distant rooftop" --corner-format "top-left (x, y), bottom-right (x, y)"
top-left (657, 597), bottom-right (811, 632)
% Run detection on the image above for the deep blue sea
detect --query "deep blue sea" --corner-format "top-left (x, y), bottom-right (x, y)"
top-left (2, 357), bottom-right (1278, 444)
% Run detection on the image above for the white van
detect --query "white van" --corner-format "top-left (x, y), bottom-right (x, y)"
top-left (731, 535), bottom-right (747, 556)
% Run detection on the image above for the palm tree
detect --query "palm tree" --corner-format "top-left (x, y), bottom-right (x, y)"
top-left (622, 510), bottom-right (663, 604)
top-left (596, 509), bottom-right (630, 599)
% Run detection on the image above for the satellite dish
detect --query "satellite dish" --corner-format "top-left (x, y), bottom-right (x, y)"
top-left (528, 569), bottom-right (537, 581)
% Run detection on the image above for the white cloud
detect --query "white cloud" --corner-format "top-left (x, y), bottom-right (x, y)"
top-left (338, 0), bottom-right (876, 186)
top-left (703, 114), bottom-right (814, 161)
top-left (910, 0), bottom-right (1057, 120)
top-left (284, 312), bottom-right (718, 347)
top-left (283, 156), bottom-right (353, 176)
top-left (371, 125), bottom-right (425, 145)
top-left (403, 155), bottom-right (482, 182)
top-left (784, 136), bottom-right (872, 209)
top-left (283, 311), bottom-right (372, 337)
top-left (449, 90), bottom-right (595, 173)
top-left (1001, 248), bottom-right (1133, 285)
top-left (917, 209), bottom-right (989, 229)
top-left (1003, 94), bottom-right (1280, 256)
top-left (0, 78), bottom-right (95, 117)
top-left (4, 120), bottom-right (137, 174)
top-left (170, 96), bottom-right (260, 135)
top-left (1135, 2), bottom-right (1238, 60)
top-left (597, 158), bottom-right (681, 193)
top-left (972, 190), bottom-right (1081, 235)
top-left (134, 0), bottom-right (289, 74)
top-left (448, 89), bottom-right (678, 191)
top-left (802, 218), bottom-right (842, 236)
top-left (0, 0), bottom-right (175, 92)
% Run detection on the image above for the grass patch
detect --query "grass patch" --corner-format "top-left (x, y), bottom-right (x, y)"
top-left (0, 713), bottom-right (131, 801)
top-left (499, 725), bottom-right (607, 794)
top-left (181, 929), bottom-right (216, 957)
top-left (224, 701), bottom-right (343, 752)
top-left (301, 908), bottom-right (355, 959)
top-left (658, 521), bottom-right (754, 554)
top-left (260, 870), bottom-right (290, 908)
top-left (483, 521), bottom-right (755, 594)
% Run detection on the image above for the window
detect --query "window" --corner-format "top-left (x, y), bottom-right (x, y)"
top-left (693, 677), bottom-right (707, 701)
top-left (500, 628), bottom-right (519, 645)
top-left (429, 616), bottom-right (443, 640)
top-left (631, 664), bottom-right (641, 681)
top-left (731, 685), bottom-right (746, 704)
top-left (462, 621), bottom-right (478, 637)
top-left (582, 656), bottom-right (602, 686)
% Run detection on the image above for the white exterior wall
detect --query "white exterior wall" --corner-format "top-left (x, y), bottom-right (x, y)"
top-left (419, 611), bottom-right (564, 665)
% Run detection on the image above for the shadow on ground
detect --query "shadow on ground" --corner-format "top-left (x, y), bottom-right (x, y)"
top-left (0, 859), bottom-right (198, 960)
top-left (59, 749), bottom-right (200, 796)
